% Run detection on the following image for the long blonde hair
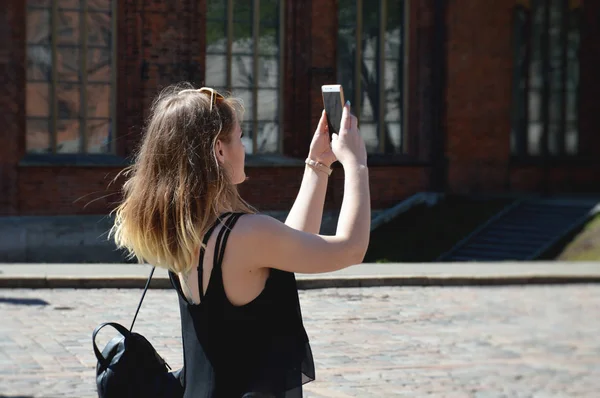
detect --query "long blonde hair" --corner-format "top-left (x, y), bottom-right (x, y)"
top-left (110, 83), bottom-right (255, 273)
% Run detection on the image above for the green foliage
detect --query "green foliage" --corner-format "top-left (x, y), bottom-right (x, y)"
top-left (556, 214), bottom-right (600, 261)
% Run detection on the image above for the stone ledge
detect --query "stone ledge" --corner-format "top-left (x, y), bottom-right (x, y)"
top-left (2, 275), bottom-right (599, 289)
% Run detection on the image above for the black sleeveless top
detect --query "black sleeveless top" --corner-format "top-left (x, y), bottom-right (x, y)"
top-left (169, 213), bottom-right (315, 398)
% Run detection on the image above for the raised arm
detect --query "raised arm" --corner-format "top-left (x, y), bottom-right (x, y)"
top-left (284, 111), bottom-right (336, 234)
top-left (238, 102), bottom-right (371, 274)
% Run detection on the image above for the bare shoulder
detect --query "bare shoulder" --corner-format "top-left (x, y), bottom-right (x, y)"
top-left (231, 212), bottom-right (361, 274)
top-left (233, 213), bottom-right (284, 242)
top-left (227, 213), bottom-right (289, 269)
top-left (231, 213), bottom-right (351, 274)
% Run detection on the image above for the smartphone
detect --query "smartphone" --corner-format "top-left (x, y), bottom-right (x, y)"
top-left (322, 84), bottom-right (345, 138)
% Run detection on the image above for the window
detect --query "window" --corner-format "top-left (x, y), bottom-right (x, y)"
top-left (26, 0), bottom-right (116, 154)
top-left (205, 0), bottom-right (284, 154)
top-left (511, 0), bottom-right (581, 157)
top-left (337, 0), bottom-right (408, 154)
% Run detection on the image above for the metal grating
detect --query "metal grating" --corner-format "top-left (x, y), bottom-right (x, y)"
top-left (438, 199), bottom-right (599, 262)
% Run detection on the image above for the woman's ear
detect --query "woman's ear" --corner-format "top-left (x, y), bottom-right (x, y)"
top-left (214, 139), bottom-right (225, 164)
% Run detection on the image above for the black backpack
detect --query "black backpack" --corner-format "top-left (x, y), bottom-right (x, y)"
top-left (92, 267), bottom-right (184, 398)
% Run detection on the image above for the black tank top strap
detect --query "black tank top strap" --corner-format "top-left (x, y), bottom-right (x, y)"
top-left (213, 212), bottom-right (244, 271)
top-left (197, 212), bottom-right (232, 301)
top-left (204, 212), bottom-right (244, 299)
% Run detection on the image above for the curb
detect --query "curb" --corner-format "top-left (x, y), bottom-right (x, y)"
top-left (1, 275), bottom-right (600, 289)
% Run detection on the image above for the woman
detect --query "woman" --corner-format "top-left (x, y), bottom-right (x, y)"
top-left (111, 83), bottom-right (370, 397)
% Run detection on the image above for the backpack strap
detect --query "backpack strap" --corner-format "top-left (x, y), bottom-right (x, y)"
top-left (129, 266), bottom-right (156, 332)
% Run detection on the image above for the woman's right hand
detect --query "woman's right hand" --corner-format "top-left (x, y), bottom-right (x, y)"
top-left (331, 101), bottom-right (367, 168)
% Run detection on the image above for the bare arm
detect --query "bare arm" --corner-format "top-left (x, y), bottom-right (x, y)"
top-left (238, 104), bottom-right (370, 274)
top-left (285, 111), bottom-right (335, 234)
top-left (284, 166), bottom-right (329, 234)
top-left (237, 165), bottom-right (369, 274)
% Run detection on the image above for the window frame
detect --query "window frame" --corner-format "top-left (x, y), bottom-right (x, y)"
top-left (205, 0), bottom-right (285, 155)
top-left (338, 0), bottom-right (410, 156)
top-left (25, 0), bottom-right (117, 155)
top-left (511, 0), bottom-right (581, 159)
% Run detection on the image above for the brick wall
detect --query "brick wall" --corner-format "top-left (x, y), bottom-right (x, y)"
top-left (5, 0), bottom-right (210, 217)
top-left (17, 167), bottom-right (124, 215)
top-left (510, 165), bottom-right (600, 194)
top-left (15, 163), bottom-right (430, 215)
top-left (240, 167), bottom-right (304, 211)
top-left (329, 166), bottom-right (431, 210)
top-left (3, 0), bottom-right (435, 216)
top-left (579, 1), bottom-right (600, 157)
top-left (0, 0), bottom-right (25, 216)
top-left (408, 0), bottom-right (435, 161)
top-left (117, 0), bottom-right (206, 156)
top-left (3, 0), bottom-right (600, 218)
top-left (445, 0), bottom-right (514, 194)
top-left (445, 0), bottom-right (600, 195)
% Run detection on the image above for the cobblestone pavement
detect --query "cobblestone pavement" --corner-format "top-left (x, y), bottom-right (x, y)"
top-left (1, 285), bottom-right (599, 397)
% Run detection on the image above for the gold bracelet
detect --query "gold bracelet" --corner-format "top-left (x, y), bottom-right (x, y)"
top-left (305, 158), bottom-right (332, 176)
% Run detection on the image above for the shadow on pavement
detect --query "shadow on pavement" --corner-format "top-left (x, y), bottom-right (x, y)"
top-left (0, 297), bottom-right (49, 306)
top-left (0, 396), bottom-right (34, 398)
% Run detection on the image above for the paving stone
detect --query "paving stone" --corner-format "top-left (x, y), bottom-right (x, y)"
top-left (0, 285), bottom-right (599, 396)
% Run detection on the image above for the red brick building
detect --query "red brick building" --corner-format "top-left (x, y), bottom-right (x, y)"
top-left (1, 0), bottom-right (599, 260)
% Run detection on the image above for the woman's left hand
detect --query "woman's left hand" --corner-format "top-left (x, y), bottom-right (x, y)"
top-left (308, 110), bottom-right (337, 168)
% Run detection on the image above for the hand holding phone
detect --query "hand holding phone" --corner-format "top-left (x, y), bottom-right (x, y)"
top-left (331, 101), bottom-right (367, 168)
top-left (321, 85), bottom-right (345, 139)
top-left (322, 84), bottom-right (366, 168)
